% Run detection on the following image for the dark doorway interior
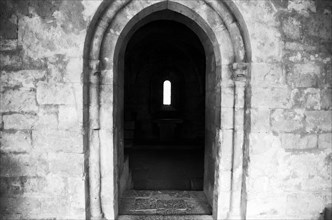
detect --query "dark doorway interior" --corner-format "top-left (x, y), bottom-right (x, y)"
top-left (124, 20), bottom-right (206, 190)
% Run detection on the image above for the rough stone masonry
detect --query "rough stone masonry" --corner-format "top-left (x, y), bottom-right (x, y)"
top-left (0, 0), bottom-right (331, 219)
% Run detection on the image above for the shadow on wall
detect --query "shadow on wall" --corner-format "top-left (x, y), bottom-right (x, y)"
top-left (0, 153), bottom-right (58, 219)
top-left (0, 155), bottom-right (28, 219)
top-left (319, 204), bottom-right (332, 220)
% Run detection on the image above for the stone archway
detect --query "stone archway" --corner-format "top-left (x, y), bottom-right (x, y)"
top-left (83, 1), bottom-right (251, 219)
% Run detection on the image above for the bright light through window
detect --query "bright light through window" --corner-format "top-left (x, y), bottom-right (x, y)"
top-left (163, 80), bottom-right (171, 105)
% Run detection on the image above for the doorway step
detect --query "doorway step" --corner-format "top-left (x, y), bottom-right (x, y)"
top-left (118, 215), bottom-right (213, 220)
top-left (119, 190), bottom-right (212, 219)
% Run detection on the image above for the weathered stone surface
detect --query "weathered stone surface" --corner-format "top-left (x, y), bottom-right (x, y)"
top-left (0, 0), bottom-right (331, 219)
top-left (36, 82), bottom-right (76, 105)
top-left (305, 111), bottom-right (332, 132)
top-left (321, 88), bottom-right (332, 110)
top-left (34, 106), bottom-right (58, 129)
top-left (58, 105), bottom-right (82, 130)
top-left (286, 193), bottom-right (325, 218)
top-left (64, 57), bottom-right (82, 83)
top-left (288, 0), bottom-right (316, 16)
top-left (32, 129), bottom-right (83, 153)
top-left (318, 133), bottom-right (332, 149)
top-left (252, 87), bottom-right (291, 108)
top-left (0, 153), bottom-right (49, 177)
top-left (48, 153), bottom-right (84, 177)
top-left (280, 133), bottom-right (318, 150)
top-left (0, 39), bottom-right (17, 51)
top-left (251, 63), bottom-right (285, 86)
top-left (0, 89), bottom-right (38, 112)
top-left (249, 23), bottom-right (283, 62)
top-left (0, 53), bottom-right (22, 69)
top-left (120, 190), bottom-right (211, 215)
top-left (68, 177), bottom-right (85, 210)
top-left (3, 113), bottom-right (37, 130)
top-left (271, 109), bottom-right (304, 132)
top-left (249, 132), bottom-right (281, 155)
top-left (286, 63), bottom-right (322, 87)
top-left (305, 13), bottom-right (332, 41)
top-left (282, 16), bottom-right (302, 40)
top-left (0, 196), bottom-right (42, 217)
top-left (290, 88), bottom-right (321, 109)
top-left (0, 131), bottom-right (31, 153)
top-left (251, 108), bottom-right (271, 132)
top-left (0, 70), bottom-right (45, 90)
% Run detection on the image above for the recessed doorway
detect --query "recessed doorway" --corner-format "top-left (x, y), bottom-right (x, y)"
top-left (123, 20), bottom-right (205, 191)
top-left (118, 12), bottom-right (214, 217)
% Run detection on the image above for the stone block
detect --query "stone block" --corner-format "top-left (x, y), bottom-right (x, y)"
top-left (32, 129), bottom-right (83, 153)
top-left (282, 16), bottom-right (302, 40)
top-left (0, 131), bottom-right (31, 153)
top-left (48, 153), bottom-right (84, 177)
top-left (220, 107), bottom-right (233, 129)
top-left (68, 177), bottom-right (85, 209)
top-left (0, 53), bottom-right (22, 69)
top-left (251, 108), bottom-right (270, 132)
top-left (280, 133), bottom-right (317, 150)
top-left (39, 196), bottom-right (70, 219)
top-left (3, 113), bottom-right (37, 130)
top-left (20, 175), bottom-right (66, 197)
top-left (271, 109), bottom-right (304, 132)
top-left (305, 13), bottom-right (332, 41)
top-left (0, 196), bottom-right (42, 217)
top-left (0, 89), bottom-right (38, 112)
top-left (321, 88), bottom-right (332, 110)
top-left (252, 86), bottom-right (291, 108)
top-left (286, 63), bottom-right (322, 87)
top-left (36, 82), bottom-right (76, 105)
top-left (64, 57), bottom-right (82, 83)
top-left (305, 111), bottom-right (332, 132)
top-left (249, 132), bottom-right (281, 155)
top-left (0, 176), bottom-right (26, 196)
top-left (250, 22), bottom-right (283, 62)
top-left (58, 105), bottom-right (82, 130)
top-left (0, 70), bottom-right (45, 90)
top-left (286, 193), bottom-right (325, 217)
top-left (318, 133), bottom-right (332, 149)
top-left (34, 106), bottom-right (58, 129)
top-left (251, 63), bottom-right (285, 86)
top-left (290, 88), bottom-right (321, 110)
top-left (0, 39), bottom-right (17, 51)
top-left (0, 153), bottom-right (49, 177)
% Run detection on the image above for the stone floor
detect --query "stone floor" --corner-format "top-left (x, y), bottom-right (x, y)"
top-left (127, 148), bottom-right (204, 190)
top-left (119, 190), bottom-right (212, 216)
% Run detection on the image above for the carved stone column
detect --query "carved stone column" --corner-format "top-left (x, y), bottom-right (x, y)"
top-left (88, 59), bottom-right (103, 220)
top-left (229, 62), bottom-right (248, 219)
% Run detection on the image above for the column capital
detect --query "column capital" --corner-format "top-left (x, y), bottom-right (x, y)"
top-left (88, 59), bottom-right (101, 84)
top-left (88, 59), bottom-right (101, 72)
top-left (232, 62), bottom-right (249, 82)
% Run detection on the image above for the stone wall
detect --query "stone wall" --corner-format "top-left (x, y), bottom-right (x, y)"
top-left (0, 0), bottom-right (331, 219)
top-left (239, 0), bottom-right (332, 219)
top-left (0, 0), bottom-right (101, 218)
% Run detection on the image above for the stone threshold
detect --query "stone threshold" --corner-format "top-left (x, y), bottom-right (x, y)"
top-left (118, 214), bottom-right (213, 220)
top-left (119, 190), bottom-right (212, 216)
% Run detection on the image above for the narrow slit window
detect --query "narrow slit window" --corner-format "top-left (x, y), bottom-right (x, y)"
top-left (163, 80), bottom-right (171, 105)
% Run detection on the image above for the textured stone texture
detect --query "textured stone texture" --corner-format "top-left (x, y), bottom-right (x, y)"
top-left (119, 190), bottom-right (211, 215)
top-left (0, 0), bottom-right (331, 219)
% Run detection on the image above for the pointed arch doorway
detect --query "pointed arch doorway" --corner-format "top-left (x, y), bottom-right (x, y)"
top-left (84, 1), bottom-right (251, 219)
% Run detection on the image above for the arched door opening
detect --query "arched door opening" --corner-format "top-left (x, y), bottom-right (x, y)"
top-left (123, 19), bottom-right (206, 191)
top-left (119, 15), bottom-right (211, 215)
top-left (84, 1), bottom-right (250, 219)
